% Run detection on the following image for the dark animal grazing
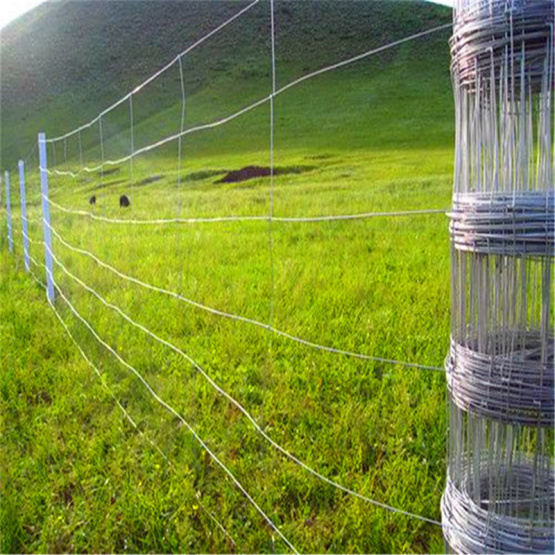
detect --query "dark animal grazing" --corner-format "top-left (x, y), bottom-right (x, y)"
top-left (89, 195), bottom-right (96, 205)
top-left (119, 195), bottom-right (130, 208)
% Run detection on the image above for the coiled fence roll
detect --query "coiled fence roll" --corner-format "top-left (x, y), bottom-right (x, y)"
top-left (446, 334), bottom-right (554, 427)
top-left (451, 0), bottom-right (554, 92)
top-left (442, 461), bottom-right (554, 554)
top-left (444, 0), bottom-right (554, 553)
top-left (449, 192), bottom-right (555, 256)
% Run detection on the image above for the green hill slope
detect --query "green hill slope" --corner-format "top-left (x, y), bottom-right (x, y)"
top-left (1, 0), bottom-right (452, 167)
top-left (0, 3), bottom-right (455, 553)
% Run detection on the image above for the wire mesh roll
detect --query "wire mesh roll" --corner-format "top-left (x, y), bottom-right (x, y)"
top-left (450, 252), bottom-right (553, 370)
top-left (445, 0), bottom-right (554, 552)
top-left (451, 0), bottom-right (554, 92)
top-left (449, 192), bottom-right (555, 256)
top-left (443, 405), bottom-right (554, 554)
top-left (446, 334), bottom-right (554, 427)
top-left (442, 463), bottom-right (554, 554)
top-left (451, 0), bottom-right (553, 198)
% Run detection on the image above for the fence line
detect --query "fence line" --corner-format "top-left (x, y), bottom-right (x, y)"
top-left (46, 0), bottom-right (262, 144)
top-left (48, 222), bottom-right (444, 372)
top-left (44, 237), bottom-right (444, 529)
top-left (46, 197), bottom-right (447, 225)
top-left (43, 263), bottom-right (300, 554)
top-left (26, 254), bottom-right (237, 548)
top-left (46, 96), bottom-right (270, 176)
top-left (28, 255), bottom-right (47, 287)
top-left (44, 23), bottom-right (450, 179)
top-left (20, 228), bottom-right (43, 246)
top-left (276, 23), bottom-right (451, 97)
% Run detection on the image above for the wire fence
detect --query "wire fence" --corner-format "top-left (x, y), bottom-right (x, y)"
top-left (443, 0), bottom-right (554, 551)
top-left (1, 2), bottom-right (457, 552)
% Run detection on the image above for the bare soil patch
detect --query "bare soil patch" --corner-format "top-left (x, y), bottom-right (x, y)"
top-left (98, 167), bottom-right (120, 177)
top-left (137, 174), bottom-right (163, 186)
top-left (216, 165), bottom-right (315, 184)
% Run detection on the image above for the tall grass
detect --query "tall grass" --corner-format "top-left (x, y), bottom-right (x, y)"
top-left (1, 5), bottom-right (453, 553)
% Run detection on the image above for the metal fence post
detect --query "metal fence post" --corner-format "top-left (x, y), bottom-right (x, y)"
top-left (5, 170), bottom-right (13, 253)
top-left (38, 133), bottom-right (55, 303)
top-left (19, 160), bottom-right (30, 272)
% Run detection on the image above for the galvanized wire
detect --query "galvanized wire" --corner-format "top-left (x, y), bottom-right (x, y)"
top-left (444, 0), bottom-right (554, 552)
top-left (446, 334), bottom-right (554, 427)
top-left (449, 191), bottom-right (555, 256)
top-left (451, 0), bottom-right (554, 93)
top-left (442, 457), bottom-right (554, 553)
top-left (443, 404), bottom-right (554, 553)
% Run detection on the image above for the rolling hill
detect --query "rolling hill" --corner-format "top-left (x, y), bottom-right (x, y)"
top-left (0, 2), bottom-right (456, 553)
top-left (1, 0), bottom-right (452, 167)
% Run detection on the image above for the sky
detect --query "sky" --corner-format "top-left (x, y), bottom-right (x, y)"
top-left (0, 0), bottom-right (44, 29)
top-left (0, 0), bottom-right (453, 30)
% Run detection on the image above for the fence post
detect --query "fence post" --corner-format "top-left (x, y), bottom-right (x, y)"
top-left (38, 133), bottom-right (55, 303)
top-left (5, 170), bottom-right (13, 253)
top-left (18, 160), bottom-right (30, 272)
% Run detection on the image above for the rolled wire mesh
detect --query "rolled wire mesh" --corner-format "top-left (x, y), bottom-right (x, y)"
top-left (443, 0), bottom-right (554, 552)
top-left (449, 192), bottom-right (554, 255)
top-left (447, 254), bottom-right (554, 427)
top-left (442, 406), bottom-right (554, 553)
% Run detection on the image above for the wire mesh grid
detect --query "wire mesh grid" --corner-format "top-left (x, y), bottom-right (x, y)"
top-left (443, 0), bottom-right (554, 552)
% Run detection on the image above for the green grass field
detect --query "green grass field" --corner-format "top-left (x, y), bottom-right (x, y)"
top-left (1, 3), bottom-right (454, 553)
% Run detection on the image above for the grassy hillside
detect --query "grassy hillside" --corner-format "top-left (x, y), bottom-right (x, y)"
top-left (1, 0), bottom-right (451, 165)
top-left (1, 1), bottom-right (454, 553)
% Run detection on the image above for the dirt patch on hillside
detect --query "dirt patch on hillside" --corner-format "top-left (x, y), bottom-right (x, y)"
top-left (98, 167), bottom-right (120, 177)
top-left (137, 174), bottom-right (163, 186)
top-left (216, 165), bottom-right (315, 184)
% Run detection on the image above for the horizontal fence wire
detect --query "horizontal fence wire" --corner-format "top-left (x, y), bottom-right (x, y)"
top-left (21, 229), bottom-right (43, 246)
top-left (42, 22), bottom-right (451, 177)
top-left (48, 282), bottom-right (237, 548)
top-left (38, 236), bottom-right (445, 529)
top-left (45, 0), bottom-right (263, 144)
top-left (28, 243), bottom-right (237, 547)
top-left (28, 255), bottom-right (47, 289)
top-left (41, 262), bottom-right (300, 554)
top-left (19, 239), bottom-right (277, 548)
top-left (47, 197), bottom-right (447, 225)
top-left (48, 222), bottom-right (444, 372)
